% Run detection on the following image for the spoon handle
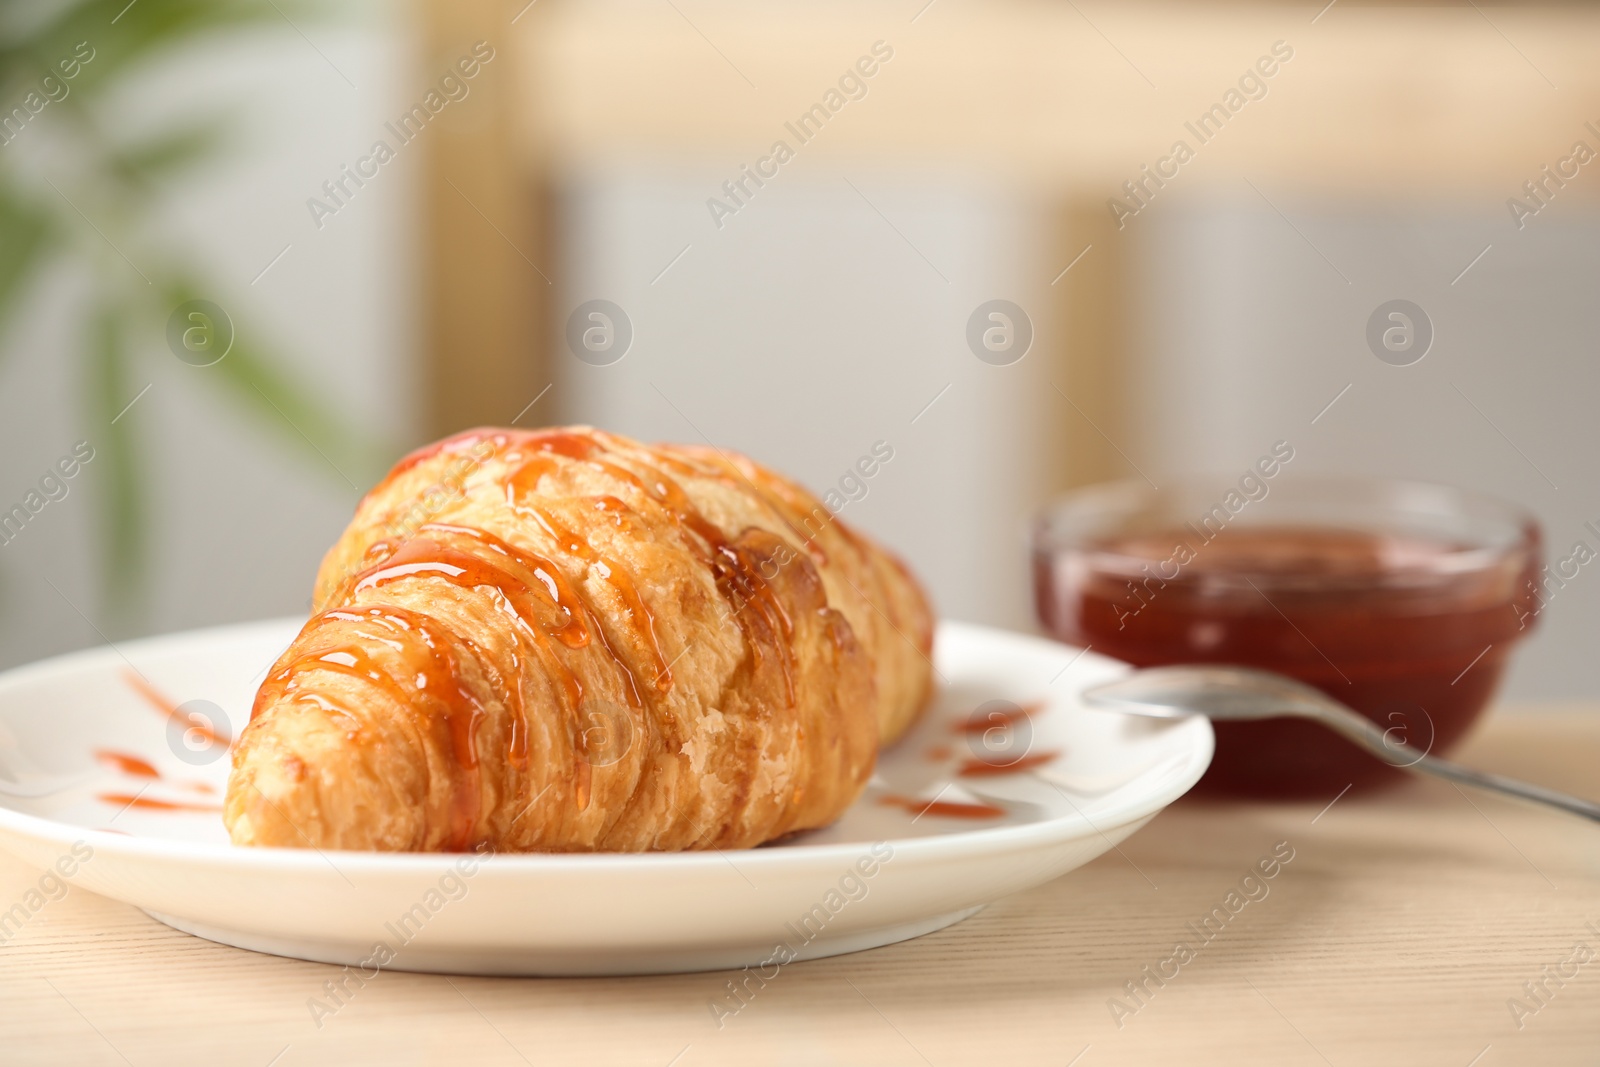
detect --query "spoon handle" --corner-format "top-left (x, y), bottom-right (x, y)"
top-left (1083, 665), bottom-right (1600, 823)
top-left (1392, 747), bottom-right (1600, 823)
top-left (1316, 705), bottom-right (1600, 822)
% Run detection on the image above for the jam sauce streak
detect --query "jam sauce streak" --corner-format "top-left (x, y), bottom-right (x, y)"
top-left (98, 793), bottom-right (222, 814)
top-left (94, 750), bottom-right (158, 778)
top-left (506, 429), bottom-right (799, 704)
top-left (256, 605), bottom-right (489, 849)
top-left (122, 671), bottom-right (232, 746)
top-left (502, 480), bottom-right (672, 693)
top-left (958, 751), bottom-right (1060, 777)
top-left (879, 794), bottom-right (1006, 820)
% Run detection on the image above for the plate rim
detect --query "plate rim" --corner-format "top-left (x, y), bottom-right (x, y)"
top-left (0, 617), bottom-right (1213, 874)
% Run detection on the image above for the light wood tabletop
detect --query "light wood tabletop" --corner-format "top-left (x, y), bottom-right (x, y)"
top-left (1, 710), bottom-right (1595, 1066)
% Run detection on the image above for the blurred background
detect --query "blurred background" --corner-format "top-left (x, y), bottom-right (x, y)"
top-left (1, 0), bottom-right (1596, 704)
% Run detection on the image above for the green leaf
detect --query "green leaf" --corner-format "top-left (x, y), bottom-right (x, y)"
top-left (1, 0), bottom-right (354, 620)
top-left (6, 0), bottom-right (313, 102)
top-left (0, 183), bottom-right (52, 335)
top-left (108, 114), bottom-right (232, 184)
top-left (87, 296), bottom-right (146, 613)
top-left (162, 278), bottom-right (385, 491)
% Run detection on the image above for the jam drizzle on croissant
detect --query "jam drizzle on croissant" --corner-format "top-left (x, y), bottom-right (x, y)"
top-left (255, 605), bottom-right (489, 849)
top-left (348, 529), bottom-right (637, 812)
top-left (377, 426), bottom-right (805, 706)
top-left (504, 473), bottom-right (673, 692)
top-left (366, 529), bottom-right (591, 651)
top-left (504, 428), bottom-right (800, 704)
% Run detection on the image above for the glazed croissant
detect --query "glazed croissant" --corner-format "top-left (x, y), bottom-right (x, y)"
top-left (224, 427), bottom-right (933, 852)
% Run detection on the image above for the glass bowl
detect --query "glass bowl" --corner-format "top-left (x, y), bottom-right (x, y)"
top-left (1032, 476), bottom-right (1542, 797)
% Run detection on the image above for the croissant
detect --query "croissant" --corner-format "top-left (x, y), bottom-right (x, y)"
top-left (224, 426), bottom-right (933, 852)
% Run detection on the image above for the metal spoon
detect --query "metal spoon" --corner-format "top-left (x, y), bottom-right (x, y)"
top-left (1082, 665), bottom-right (1600, 823)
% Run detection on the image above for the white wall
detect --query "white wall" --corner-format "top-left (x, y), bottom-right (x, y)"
top-left (556, 165), bottom-right (1057, 632)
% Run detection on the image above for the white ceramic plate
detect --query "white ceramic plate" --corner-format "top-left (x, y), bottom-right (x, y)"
top-left (0, 618), bottom-right (1210, 976)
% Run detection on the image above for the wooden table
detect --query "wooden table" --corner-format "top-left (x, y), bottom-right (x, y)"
top-left (2, 711), bottom-right (1596, 1065)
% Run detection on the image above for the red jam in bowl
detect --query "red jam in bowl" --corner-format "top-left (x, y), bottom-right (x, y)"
top-left (1033, 479), bottom-right (1541, 797)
